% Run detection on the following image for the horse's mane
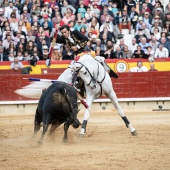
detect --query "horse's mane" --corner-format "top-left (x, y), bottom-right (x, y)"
top-left (79, 54), bottom-right (96, 62)
top-left (77, 54), bottom-right (98, 69)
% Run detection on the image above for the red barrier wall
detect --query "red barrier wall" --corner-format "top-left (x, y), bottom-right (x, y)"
top-left (0, 72), bottom-right (170, 101)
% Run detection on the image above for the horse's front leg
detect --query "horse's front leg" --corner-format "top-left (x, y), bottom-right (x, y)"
top-left (107, 90), bottom-right (138, 136)
top-left (79, 96), bottom-right (94, 137)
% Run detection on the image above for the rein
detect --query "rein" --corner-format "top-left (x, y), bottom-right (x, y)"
top-left (74, 61), bottom-right (96, 86)
top-left (74, 60), bottom-right (106, 90)
top-left (95, 61), bottom-right (106, 85)
top-left (95, 61), bottom-right (106, 98)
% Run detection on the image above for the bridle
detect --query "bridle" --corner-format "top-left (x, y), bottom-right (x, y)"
top-left (74, 61), bottom-right (106, 87)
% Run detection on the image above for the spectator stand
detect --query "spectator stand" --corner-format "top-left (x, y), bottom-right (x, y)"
top-left (0, 58), bottom-right (170, 75)
top-left (0, 0), bottom-right (170, 74)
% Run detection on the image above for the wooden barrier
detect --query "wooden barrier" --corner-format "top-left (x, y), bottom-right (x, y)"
top-left (41, 68), bottom-right (66, 74)
top-left (0, 69), bottom-right (22, 74)
top-left (0, 72), bottom-right (170, 101)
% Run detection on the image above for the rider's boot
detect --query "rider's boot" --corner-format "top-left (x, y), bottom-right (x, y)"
top-left (94, 56), bottom-right (119, 79)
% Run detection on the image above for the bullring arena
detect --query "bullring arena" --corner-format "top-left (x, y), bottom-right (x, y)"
top-left (0, 105), bottom-right (170, 170)
top-left (1, 0), bottom-right (170, 169)
top-left (0, 99), bottom-right (170, 170)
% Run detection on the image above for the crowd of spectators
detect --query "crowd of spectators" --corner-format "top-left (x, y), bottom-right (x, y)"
top-left (0, 0), bottom-right (170, 66)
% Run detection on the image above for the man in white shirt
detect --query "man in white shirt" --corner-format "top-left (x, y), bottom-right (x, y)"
top-left (13, 31), bottom-right (22, 46)
top-left (128, 38), bottom-right (138, 54)
top-left (61, 1), bottom-right (76, 17)
top-left (151, 20), bottom-right (162, 33)
top-left (90, 3), bottom-right (100, 18)
top-left (10, 57), bottom-right (23, 71)
top-left (143, 11), bottom-right (152, 29)
top-left (99, 21), bottom-right (113, 33)
top-left (154, 44), bottom-right (169, 58)
top-left (41, 2), bottom-right (52, 17)
top-left (4, 2), bottom-right (14, 19)
top-left (2, 35), bottom-right (14, 49)
top-left (129, 61), bottom-right (148, 72)
top-left (139, 37), bottom-right (150, 53)
top-left (141, 23), bottom-right (151, 40)
top-left (149, 36), bottom-right (159, 52)
top-left (136, 16), bottom-right (150, 32)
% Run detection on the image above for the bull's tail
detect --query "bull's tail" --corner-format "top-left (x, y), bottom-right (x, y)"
top-left (34, 107), bottom-right (42, 134)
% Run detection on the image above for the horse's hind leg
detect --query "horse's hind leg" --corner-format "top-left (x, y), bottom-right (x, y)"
top-left (107, 90), bottom-right (137, 136)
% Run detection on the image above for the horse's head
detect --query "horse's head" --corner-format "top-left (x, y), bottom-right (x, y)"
top-left (57, 67), bottom-right (75, 84)
top-left (71, 61), bottom-right (97, 89)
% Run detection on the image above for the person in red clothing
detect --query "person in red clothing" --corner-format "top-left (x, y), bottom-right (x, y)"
top-left (141, 3), bottom-right (151, 15)
top-left (148, 63), bottom-right (158, 72)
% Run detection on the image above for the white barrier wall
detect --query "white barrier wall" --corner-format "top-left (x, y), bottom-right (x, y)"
top-left (0, 98), bottom-right (170, 115)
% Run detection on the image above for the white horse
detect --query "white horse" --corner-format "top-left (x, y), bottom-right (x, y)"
top-left (69, 54), bottom-right (137, 136)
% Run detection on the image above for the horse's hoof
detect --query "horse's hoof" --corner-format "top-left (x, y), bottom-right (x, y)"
top-left (131, 130), bottom-right (138, 136)
top-left (37, 140), bottom-right (43, 145)
top-left (62, 138), bottom-right (68, 142)
top-left (79, 133), bottom-right (85, 138)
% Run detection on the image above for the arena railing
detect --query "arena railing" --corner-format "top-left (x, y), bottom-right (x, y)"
top-left (0, 97), bottom-right (170, 105)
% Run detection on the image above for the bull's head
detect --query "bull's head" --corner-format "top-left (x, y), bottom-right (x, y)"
top-left (68, 109), bottom-right (81, 128)
top-left (68, 117), bottom-right (81, 128)
top-left (72, 117), bottom-right (81, 128)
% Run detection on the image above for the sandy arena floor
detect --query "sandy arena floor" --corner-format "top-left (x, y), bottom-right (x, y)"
top-left (0, 111), bottom-right (170, 170)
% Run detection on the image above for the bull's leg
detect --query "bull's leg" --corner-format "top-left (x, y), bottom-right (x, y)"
top-left (49, 118), bottom-right (65, 135)
top-left (38, 113), bottom-right (51, 144)
top-left (38, 124), bottom-right (49, 144)
top-left (63, 120), bottom-right (70, 142)
top-left (106, 90), bottom-right (138, 136)
top-left (49, 123), bottom-right (60, 136)
top-left (34, 108), bottom-right (42, 135)
top-left (79, 96), bottom-right (94, 137)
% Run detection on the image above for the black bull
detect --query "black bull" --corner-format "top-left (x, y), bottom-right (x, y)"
top-left (34, 81), bottom-right (81, 144)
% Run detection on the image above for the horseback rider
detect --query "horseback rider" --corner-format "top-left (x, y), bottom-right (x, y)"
top-left (56, 25), bottom-right (88, 55)
top-left (55, 25), bottom-right (118, 79)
